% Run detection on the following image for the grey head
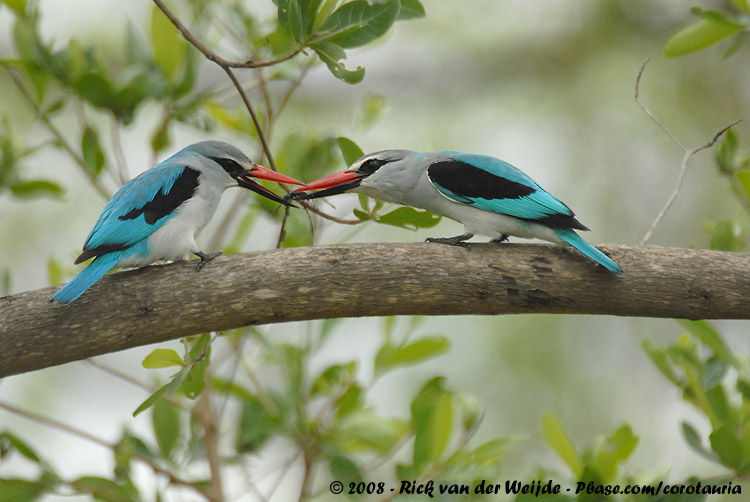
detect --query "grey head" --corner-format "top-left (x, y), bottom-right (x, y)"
top-left (289, 149), bottom-right (419, 200)
top-left (182, 140), bottom-right (304, 205)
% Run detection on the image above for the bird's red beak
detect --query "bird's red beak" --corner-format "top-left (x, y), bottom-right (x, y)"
top-left (292, 170), bottom-right (363, 192)
top-left (236, 165), bottom-right (305, 206)
top-left (287, 170), bottom-right (366, 201)
top-left (246, 165), bottom-right (305, 186)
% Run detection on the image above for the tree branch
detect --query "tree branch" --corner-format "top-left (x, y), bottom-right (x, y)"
top-left (634, 57), bottom-right (742, 244)
top-left (151, 0), bottom-right (301, 69)
top-left (2, 243), bottom-right (749, 378)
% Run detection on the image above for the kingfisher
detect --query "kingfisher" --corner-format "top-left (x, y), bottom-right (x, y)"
top-left (50, 140), bottom-right (305, 303)
top-left (289, 150), bottom-right (622, 273)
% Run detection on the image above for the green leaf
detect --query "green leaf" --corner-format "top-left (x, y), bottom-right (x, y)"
top-left (321, 0), bottom-right (400, 48)
top-left (9, 180), bottom-right (63, 199)
top-left (336, 384), bottom-right (362, 418)
top-left (312, 41), bottom-right (365, 84)
top-left (411, 377), bottom-right (453, 474)
top-left (709, 220), bottom-right (739, 251)
top-left (441, 437), bottom-right (520, 480)
top-left (235, 396), bottom-right (280, 453)
top-left (336, 136), bottom-right (364, 165)
top-left (132, 383), bottom-right (169, 417)
top-left (166, 365), bottom-right (190, 395)
top-left (705, 384), bottom-right (734, 427)
top-left (187, 333), bottom-right (211, 362)
top-left (592, 424), bottom-right (638, 482)
top-left (682, 422), bottom-right (718, 462)
top-left (277, 0), bottom-right (303, 42)
top-left (0, 478), bottom-right (46, 502)
top-left (115, 73), bottom-right (162, 125)
top-left (733, 0), bottom-right (750, 15)
top-left (81, 126), bottom-right (105, 176)
top-left (3, 0), bottom-right (27, 15)
top-left (716, 128), bottom-right (738, 172)
top-left (709, 424), bottom-right (748, 471)
top-left (334, 409), bottom-right (407, 454)
top-left (207, 102), bottom-right (254, 134)
top-left (374, 336), bottom-right (450, 375)
top-left (0, 431), bottom-right (41, 463)
top-left (738, 170), bottom-right (750, 201)
top-left (125, 21), bottom-right (151, 66)
top-left (73, 72), bottom-right (118, 109)
top-left (150, 119), bottom-right (171, 154)
top-left (469, 438), bottom-right (518, 464)
top-left (70, 476), bottom-right (139, 502)
top-left (677, 319), bottom-right (738, 368)
top-left (664, 18), bottom-right (744, 57)
top-left (329, 454), bottom-right (362, 483)
top-left (541, 413), bottom-right (583, 478)
top-left (737, 379), bottom-right (750, 400)
top-left (142, 348), bottom-right (184, 369)
top-left (398, 0), bottom-right (426, 20)
top-left (152, 398), bottom-right (181, 459)
top-left (643, 339), bottom-right (683, 387)
top-left (311, 363), bottom-right (351, 395)
top-left (357, 94), bottom-right (389, 128)
top-left (375, 206), bottom-right (441, 229)
top-left (352, 208), bottom-right (371, 221)
top-left (701, 357), bottom-right (727, 390)
top-left (313, 0), bottom-right (339, 32)
top-left (150, 3), bottom-right (187, 81)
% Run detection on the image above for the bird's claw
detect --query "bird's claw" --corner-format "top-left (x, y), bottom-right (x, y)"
top-left (195, 250), bottom-right (223, 270)
top-left (426, 235), bottom-right (472, 248)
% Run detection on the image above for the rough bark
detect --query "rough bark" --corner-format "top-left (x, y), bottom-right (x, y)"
top-left (2, 243), bottom-right (749, 377)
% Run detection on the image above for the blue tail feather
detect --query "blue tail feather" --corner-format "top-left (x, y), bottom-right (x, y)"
top-left (50, 252), bottom-right (124, 303)
top-left (553, 228), bottom-right (622, 274)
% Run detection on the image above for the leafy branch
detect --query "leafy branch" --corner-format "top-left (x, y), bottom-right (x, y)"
top-left (634, 57), bottom-right (741, 244)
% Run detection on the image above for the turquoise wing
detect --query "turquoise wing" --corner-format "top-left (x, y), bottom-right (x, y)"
top-left (79, 162), bottom-right (199, 261)
top-left (427, 152), bottom-right (587, 230)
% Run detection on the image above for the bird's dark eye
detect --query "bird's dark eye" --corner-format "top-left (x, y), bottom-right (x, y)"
top-left (209, 156), bottom-right (244, 176)
top-left (359, 158), bottom-right (386, 175)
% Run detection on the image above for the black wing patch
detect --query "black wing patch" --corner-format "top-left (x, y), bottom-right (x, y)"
top-left (427, 160), bottom-right (535, 200)
top-left (119, 167), bottom-right (200, 225)
top-left (75, 243), bottom-right (130, 264)
top-left (527, 214), bottom-right (588, 230)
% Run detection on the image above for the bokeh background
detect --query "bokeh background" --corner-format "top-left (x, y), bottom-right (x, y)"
top-left (1, 0), bottom-right (748, 500)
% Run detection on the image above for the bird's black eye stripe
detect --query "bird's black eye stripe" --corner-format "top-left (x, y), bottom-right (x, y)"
top-left (209, 156), bottom-right (244, 176)
top-left (359, 158), bottom-right (387, 175)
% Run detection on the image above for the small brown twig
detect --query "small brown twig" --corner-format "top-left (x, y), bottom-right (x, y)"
top-left (635, 57), bottom-right (742, 244)
top-left (152, 0), bottom-right (361, 238)
top-left (0, 400), bottom-right (207, 499)
top-left (151, 0), bottom-right (301, 70)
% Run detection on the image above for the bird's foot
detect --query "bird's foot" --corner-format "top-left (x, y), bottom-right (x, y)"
top-left (195, 250), bottom-right (223, 270)
top-left (426, 233), bottom-right (473, 247)
top-left (490, 234), bottom-right (510, 244)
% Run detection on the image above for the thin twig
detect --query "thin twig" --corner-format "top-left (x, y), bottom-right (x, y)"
top-left (635, 58), bottom-right (742, 244)
top-left (85, 359), bottom-right (193, 413)
top-left (153, 0), bottom-right (363, 239)
top-left (4, 68), bottom-right (111, 199)
top-left (301, 201), bottom-right (361, 224)
top-left (221, 66), bottom-right (279, 172)
top-left (110, 120), bottom-right (129, 185)
top-left (276, 205), bottom-right (291, 248)
top-left (151, 0), bottom-right (301, 69)
top-left (0, 400), bottom-right (206, 498)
